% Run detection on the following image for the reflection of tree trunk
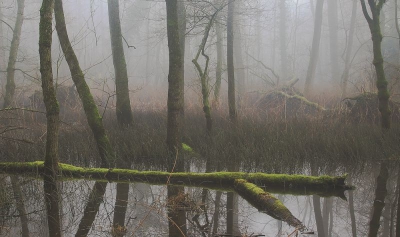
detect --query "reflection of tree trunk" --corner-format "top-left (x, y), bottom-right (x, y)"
top-left (313, 195), bottom-right (325, 237)
top-left (382, 198), bottom-right (390, 237)
top-left (303, 0), bottom-right (324, 96)
top-left (212, 191), bottom-right (222, 235)
top-left (341, 0), bottom-right (357, 98)
top-left (3, 0), bottom-right (24, 108)
top-left (75, 182), bottom-right (108, 237)
top-left (226, 192), bottom-right (241, 236)
top-left (39, 0), bottom-right (62, 236)
top-left (322, 197), bottom-right (333, 236)
top-left (167, 186), bottom-right (187, 237)
top-left (348, 177), bottom-right (357, 237)
top-left (112, 183), bottom-right (129, 237)
top-left (368, 163), bottom-right (388, 237)
top-left (396, 165), bottom-right (400, 237)
top-left (227, 0), bottom-right (236, 122)
top-left (10, 176), bottom-right (29, 237)
top-left (107, 0), bottom-right (133, 127)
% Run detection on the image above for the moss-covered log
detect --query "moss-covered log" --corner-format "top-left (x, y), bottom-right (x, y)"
top-left (233, 179), bottom-right (305, 230)
top-left (0, 162), bottom-right (352, 196)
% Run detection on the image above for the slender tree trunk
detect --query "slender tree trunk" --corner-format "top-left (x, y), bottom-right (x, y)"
top-left (360, 0), bottom-right (391, 129)
top-left (54, 1), bottom-right (116, 236)
top-left (313, 195), bottom-right (325, 237)
top-left (39, 0), bottom-right (62, 236)
top-left (54, 0), bottom-right (115, 167)
top-left (396, 165), bottom-right (400, 237)
top-left (327, 0), bottom-right (339, 87)
top-left (165, 1), bottom-right (186, 236)
top-left (304, 0), bottom-right (324, 96)
top-left (193, 9), bottom-right (222, 134)
top-left (1, 1), bottom-right (29, 234)
top-left (107, 1), bottom-right (132, 234)
top-left (341, 0), bottom-right (357, 98)
top-left (233, 20), bottom-right (245, 110)
top-left (279, 0), bottom-right (287, 83)
top-left (107, 0), bottom-right (133, 127)
top-left (0, 4), bottom-right (5, 94)
top-left (3, 0), bottom-right (25, 108)
top-left (227, 0), bottom-right (236, 122)
top-left (213, 18), bottom-right (223, 107)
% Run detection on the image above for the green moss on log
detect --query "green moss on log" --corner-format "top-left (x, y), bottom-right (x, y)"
top-left (0, 162), bottom-right (353, 198)
top-left (234, 179), bottom-right (305, 230)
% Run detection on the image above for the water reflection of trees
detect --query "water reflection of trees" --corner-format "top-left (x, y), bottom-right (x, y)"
top-left (0, 165), bottom-right (395, 236)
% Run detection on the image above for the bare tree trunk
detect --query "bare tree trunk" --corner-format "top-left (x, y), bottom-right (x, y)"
top-left (107, 0), bottom-right (133, 127)
top-left (213, 18), bottom-right (223, 107)
top-left (165, 1), bottom-right (186, 236)
top-left (227, 0), bottom-right (236, 122)
top-left (107, 1), bottom-right (133, 234)
top-left (341, 0), bottom-right (357, 98)
top-left (233, 19), bottom-right (245, 110)
top-left (39, 0), bottom-right (62, 236)
top-left (3, 0), bottom-right (25, 108)
top-left (327, 0), bottom-right (339, 87)
top-left (279, 0), bottom-right (287, 84)
top-left (54, 0), bottom-right (115, 167)
top-left (0, 4), bottom-right (5, 94)
top-left (360, 0), bottom-right (391, 129)
top-left (1, 1), bottom-right (29, 235)
top-left (304, 0), bottom-right (324, 96)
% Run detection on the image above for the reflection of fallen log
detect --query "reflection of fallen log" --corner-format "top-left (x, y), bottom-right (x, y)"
top-left (0, 162), bottom-right (352, 198)
top-left (233, 179), bottom-right (305, 231)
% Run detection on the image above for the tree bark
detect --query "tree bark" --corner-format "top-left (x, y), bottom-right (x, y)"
top-left (360, 0), bottom-right (391, 129)
top-left (3, 0), bottom-right (25, 108)
top-left (165, 0), bottom-right (184, 172)
top-left (39, 0), bottom-right (62, 235)
top-left (54, 0), bottom-right (115, 167)
top-left (166, 1), bottom-right (186, 236)
top-left (107, 0), bottom-right (133, 127)
top-left (227, 0), bottom-right (236, 122)
top-left (213, 18), bottom-right (223, 108)
top-left (279, 0), bottom-right (287, 84)
top-left (327, 0), bottom-right (339, 86)
top-left (341, 0), bottom-right (358, 98)
top-left (303, 0), bottom-right (324, 96)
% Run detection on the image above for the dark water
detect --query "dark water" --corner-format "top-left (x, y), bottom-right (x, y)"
top-left (0, 166), bottom-right (394, 237)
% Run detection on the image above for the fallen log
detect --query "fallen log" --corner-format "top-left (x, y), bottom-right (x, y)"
top-left (0, 162), bottom-right (353, 198)
top-left (233, 179), bottom-right (305, 231)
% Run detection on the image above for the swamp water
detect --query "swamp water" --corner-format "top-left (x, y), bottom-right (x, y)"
top-left (0, 166), bottom-right (387, 237)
